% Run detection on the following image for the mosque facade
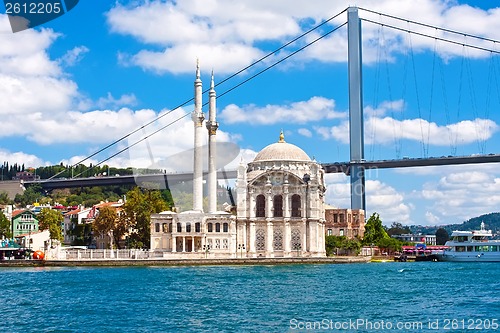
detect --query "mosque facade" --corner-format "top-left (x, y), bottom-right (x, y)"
top-left (150, 65), bottom-right (326, 258)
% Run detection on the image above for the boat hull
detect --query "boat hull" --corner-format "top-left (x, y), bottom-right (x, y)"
top-left (436, 252), bottom-right (500, 262)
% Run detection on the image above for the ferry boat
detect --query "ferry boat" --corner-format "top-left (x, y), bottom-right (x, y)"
top-left (436, 222), bottom-right (500, 262)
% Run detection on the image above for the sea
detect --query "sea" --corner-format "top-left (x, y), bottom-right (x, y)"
top-left (1, 262), bottom-right (499, 333)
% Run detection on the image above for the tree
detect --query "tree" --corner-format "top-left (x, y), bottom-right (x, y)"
top-left (14, 184), bottom-right (44, 207)
top-left (93, 206), bottom-right (118, 249)
top-left (0, 210), bottom-right (11, 238)
top-left (0, 191), bottom-right (10, 205)
top-left (37, 208), bottom-right (63, 243)
top-left (325, 235), bottom-right (362, 256)
top-left (435, 228), bottom-right (450, 245)
top-left (362, 212), bottom-right (389, 246)
top-left (377, 237), bottom-right (403, 254)
top-left (386, 222), bottom-right (411, 236)
top-left (122, 187), bottom-right (169, 248)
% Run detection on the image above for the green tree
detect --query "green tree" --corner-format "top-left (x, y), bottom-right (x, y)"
top-left (123, 187), bottom-right (169, 248)
top-left (14, 184), bottom-right (44, 207)
top-left (376, 237), bottom-right (403, 254)
top-left (435, 228), bottom-right (450, 245)
top-left (0, 210), bottom-right (11, 238)
top-left (325, 235), bottom-right (362, 256)
top-left (362, 212), bottom-right (389, 246)
top-left (386, 222), bottom-right (411, 236)
top-left (0, 191), bottom-right (10, 205)
top-left (37, 208), bottom-right (63, 243)
top-left (93, 206), bottom-right (118, 249)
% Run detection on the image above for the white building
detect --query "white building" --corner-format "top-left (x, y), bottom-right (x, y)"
top-left (150, 64), bottom-right (326, 258)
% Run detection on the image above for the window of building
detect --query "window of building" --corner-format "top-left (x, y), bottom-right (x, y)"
top-left (339, 229), bottom-right (344, 236)
top-left (177, 223), bottom-right (182, 233)
top-left (216, 223), bottom-right (221, 232)
top-left (168, 223), bottom-right (172, 233)
top-left (195, 223), bottom-right (201, 232)
top-left (162, 223), bottom-right (168, 233)
top-left (273, 195), bottom-right (283, 217)
top-left (155, 223), bottom-right (160, 233)
top-left (291, 194), bottom-right (301, 217)
top-left (256, 195), bottom-right (265, 217)
top-left (327, 229), bottom-right (333, 236)
top-left (223, 223), bottom-right (228, 232)
top-left (186, 223), bottom-right (191, 233)
top-left (208, 223), bottom-right (213, 232)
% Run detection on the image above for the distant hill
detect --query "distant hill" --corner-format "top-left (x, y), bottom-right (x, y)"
top-left (410, 212), bottom-right (500, 235)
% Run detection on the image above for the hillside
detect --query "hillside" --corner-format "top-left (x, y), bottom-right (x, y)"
top-left (411, 212), bottom-right (500, 235)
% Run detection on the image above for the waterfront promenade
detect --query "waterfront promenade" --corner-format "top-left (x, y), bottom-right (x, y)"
top-left (0, 256), bottom-right (370, 267)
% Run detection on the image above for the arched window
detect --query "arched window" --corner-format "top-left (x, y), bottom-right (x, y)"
top-left (195, 222), bottom-right (201, 232)
top-left (256, 195), bottom-right (265, 217)
top-left (208, 223), bottom-right (213, 232)
top-left (291, 194), bottom-right (301, 217)
top-left (176, 223), bottom-right (182, 233)
top-left (223, 223), bottom-right (228, 232)
top-left (155, 223), bottom-right (160, 233)
top-left (273, 195), bottom-right (283, 217)
top-left (186, 223), bottom-right (191, 233)
top-left (216, 223), bottom-right (221, 232)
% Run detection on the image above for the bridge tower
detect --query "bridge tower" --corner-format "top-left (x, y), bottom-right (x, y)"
top-left (347, 7), bottom-right (366, 211)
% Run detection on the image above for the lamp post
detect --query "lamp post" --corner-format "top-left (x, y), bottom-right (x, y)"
top-left (202, 244), bottom-right (211, 259)
top-left (293, 243), bottom-right (302, 257)
top-left (238, 243), bottom-right (245, 258)
top-left (28, 229), bottom-right (31, 259)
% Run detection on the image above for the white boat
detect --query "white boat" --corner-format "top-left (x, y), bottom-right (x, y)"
top-left (436, 222), bottom-right (500, 262)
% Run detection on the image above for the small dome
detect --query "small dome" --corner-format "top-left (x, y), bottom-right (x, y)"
top-left (253, 132), bottom-right (311, 162)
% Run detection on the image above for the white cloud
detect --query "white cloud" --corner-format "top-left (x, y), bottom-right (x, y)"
top-left (105, 1), bottom-right (500, 74)
top-left (58, 46), bottom-right (89, 67)
top-left (315, 102), bottom-right (498, 147)
top-left (220, 96), bottom-right (345, 125)
top-left (0, 149), bottom-right (45, 168)
top-left (325, 173), bottom-right (412, 224)
top-left (96, 92), bottom-right (138, 109)
top-left (420, 170), bottom-right (500, 221)
top-left (425, 211), bottom-right (440, 224)
top-left (298, 128), bottom-right (313, 137)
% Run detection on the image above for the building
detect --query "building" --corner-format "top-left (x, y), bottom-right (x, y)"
top-left (392, 234), bottom-right (437, 245)
top-left (324, 206), bottom-right (365, 239)
top-left (11, 209), bottom-right (39, 238)
top-left (150, 64), bottom-right (326, 258)
top-left (12, 170), bottom-right (40, 181)
top-left (235, 132), bottom-right (326, 257)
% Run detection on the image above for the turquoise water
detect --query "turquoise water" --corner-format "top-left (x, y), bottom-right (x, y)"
top-left (1, 262), bottom-right (499, 333)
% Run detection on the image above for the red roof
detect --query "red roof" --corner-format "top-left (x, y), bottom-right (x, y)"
top-left (11, 209), bottom-right (29, 218)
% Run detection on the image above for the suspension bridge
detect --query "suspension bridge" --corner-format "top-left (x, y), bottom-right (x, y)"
top-left (16, 7), bottom-right (500, 211)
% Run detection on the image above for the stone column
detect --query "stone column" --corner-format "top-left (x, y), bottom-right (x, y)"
top-left (172, 236), bottom-right (176, 252)
top-left (182, 237), bottom-right (186, 252)
top-left (284, 221), bottom-right (291, 255)
top-left (266, 221), bottom-right (274, 258)
top-left (249, 222), bottom-right (256, 256)
top-left (191, 237), bottom-right (195, 252)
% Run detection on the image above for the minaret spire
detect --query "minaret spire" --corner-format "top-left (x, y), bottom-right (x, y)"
top-left (192, 59), bottom-right (204, 212)
top-left (207, 69), bottom-right (219, 213)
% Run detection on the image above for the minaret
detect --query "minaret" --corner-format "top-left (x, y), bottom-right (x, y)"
top-left (192, 60), bottom-right (205, 212)
top-left (206, 71), bottom-right (219, 213)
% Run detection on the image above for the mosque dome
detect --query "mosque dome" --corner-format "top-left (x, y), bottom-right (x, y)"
top-left (253, 131), bottom-right (311, 162)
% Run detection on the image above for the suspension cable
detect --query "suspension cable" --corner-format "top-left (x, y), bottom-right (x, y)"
top-left (75, 22), bottom-right (348, 178)
top-left (50, 8), bottom-right (349, 180)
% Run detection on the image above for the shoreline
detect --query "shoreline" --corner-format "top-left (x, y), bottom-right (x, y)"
top-left (0, 256), bottom-right (370, 267)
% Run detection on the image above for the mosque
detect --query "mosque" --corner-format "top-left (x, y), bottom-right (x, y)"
top-left (150, 64), bottom-right (326, 258)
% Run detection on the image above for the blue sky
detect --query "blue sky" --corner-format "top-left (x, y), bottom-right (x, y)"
top-left (1, 0), bottom-right (500, 226)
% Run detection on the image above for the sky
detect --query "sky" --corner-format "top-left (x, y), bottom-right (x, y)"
top-left (1, 0), bottom-right (500, 226)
